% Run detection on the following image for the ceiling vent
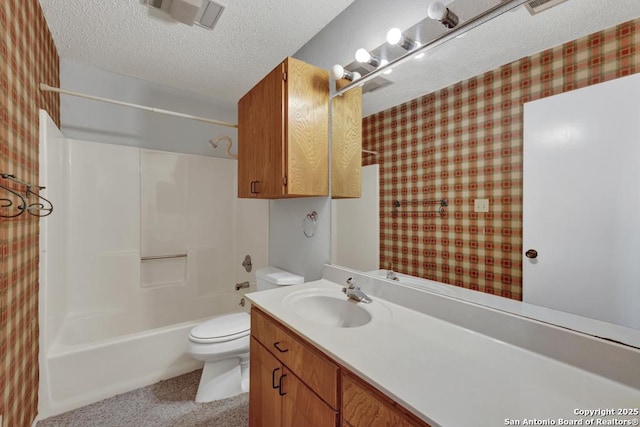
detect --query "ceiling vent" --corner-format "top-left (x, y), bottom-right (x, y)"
top-left (145, 0), bottom-right (225, 29)
top-left (524, 0), bottom-right (568, 15)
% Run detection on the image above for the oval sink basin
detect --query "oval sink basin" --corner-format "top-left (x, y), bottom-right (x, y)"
top-left (283, 288), bottom-right (374, 328)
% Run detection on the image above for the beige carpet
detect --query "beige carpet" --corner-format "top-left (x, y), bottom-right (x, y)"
top-left (37, 370), bottom-right (249, 427)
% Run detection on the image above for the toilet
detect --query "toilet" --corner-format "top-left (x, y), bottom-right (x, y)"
top-left (188, 266), bottom-right (304, 402)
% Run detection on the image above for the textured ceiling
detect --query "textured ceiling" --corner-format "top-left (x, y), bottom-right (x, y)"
top-left (38, 0), bottom-right (356, 102)
top-left (37, 0), bottom-right (640, 111)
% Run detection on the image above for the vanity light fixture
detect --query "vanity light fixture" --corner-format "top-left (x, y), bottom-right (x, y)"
top-left (331, 64), bottom-right (362, 82)
top-left (428, 1), bottom-right (459, 29)
top-left (386, 28), bottom-right (420, 51)
top-left (355, 48), bottom-right (382, 68)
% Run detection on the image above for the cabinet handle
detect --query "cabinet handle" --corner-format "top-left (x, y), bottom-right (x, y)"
top-left (271, 367), bottom-right (281, 389)
top-left (278, 373), bottom-right (287, 396)
top-left (273, 341), bottom-right (289, 353)
top-left (250, 181), bottom-right (262, 194)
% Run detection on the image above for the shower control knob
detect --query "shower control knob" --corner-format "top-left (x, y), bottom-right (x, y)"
top-left (525, 249), bottom-right (538, 259)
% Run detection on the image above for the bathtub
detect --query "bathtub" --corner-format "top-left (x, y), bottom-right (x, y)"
top-left (38, 308), bottom-right (246, 419)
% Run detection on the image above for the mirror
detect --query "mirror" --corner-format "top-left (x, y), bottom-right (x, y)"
top-left (330, 0), bottom-right (640, 346)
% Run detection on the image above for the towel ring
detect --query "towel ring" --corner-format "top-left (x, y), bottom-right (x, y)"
top-left (302, 211), bottom-right (318, 238)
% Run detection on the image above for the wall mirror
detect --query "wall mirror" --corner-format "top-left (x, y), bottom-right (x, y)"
top-left (329, 0), bottom-right (640, 347)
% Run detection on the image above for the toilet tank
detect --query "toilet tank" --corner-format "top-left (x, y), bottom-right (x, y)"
top-left (256, 267), bottom-right (304, 291)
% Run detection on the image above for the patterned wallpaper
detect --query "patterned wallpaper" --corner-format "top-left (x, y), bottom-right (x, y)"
top-left (363, 18), bottom-right (640, 300)
top-left (0, 1), bottom-right (59, 426)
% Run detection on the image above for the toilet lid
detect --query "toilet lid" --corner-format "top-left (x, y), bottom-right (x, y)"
top-left (189, 312), bottom-right (250, 344)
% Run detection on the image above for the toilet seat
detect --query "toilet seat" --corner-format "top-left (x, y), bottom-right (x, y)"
top-left (189, 312), bottom-right (250, 344)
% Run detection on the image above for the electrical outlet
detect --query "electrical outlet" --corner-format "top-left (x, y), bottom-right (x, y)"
top-left (474, 198), bottom-right (489, 213)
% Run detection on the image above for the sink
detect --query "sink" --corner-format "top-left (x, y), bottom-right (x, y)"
top-left (282, 288), bottom-right (375, 328)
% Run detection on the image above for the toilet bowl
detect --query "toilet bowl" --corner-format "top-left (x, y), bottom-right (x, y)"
top-left (188, 312), bottom-right (251, 402)
top-left (188, 267), bottom-right (304, 402)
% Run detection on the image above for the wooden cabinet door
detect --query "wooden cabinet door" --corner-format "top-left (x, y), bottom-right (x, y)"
top-left (342, 374), bottom-right (430, 427)
top-left (252, 308), bottom-right (339, 409)
top-left (332, 79), bottom-right (362, 199)
top-left (238, 61), bottom-right (286, 198)
top-left (281, 367), bottom-right (338, 427)
top-left (284, 57), bottom-right (329, 197)
top-left (249, 337), bottom-right (283, 426)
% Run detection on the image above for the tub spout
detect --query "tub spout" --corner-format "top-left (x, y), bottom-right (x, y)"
top-left (235, 281), bottom-right (250, 291)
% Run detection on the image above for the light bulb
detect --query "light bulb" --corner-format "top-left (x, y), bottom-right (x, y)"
top-left (428, 1), bottom-right (447, 20)
top-left (332, 64), bottom-right (346, 80)
top-left (355, 49), bottom-right (381, 67)
top-left (355, 48), bottom-right (371, 64)
top-left (331, 64), bottom-right (361, 82)
top-left (428, 1), bottom-right (459, 28)
top-left (386, 28), bottom-right (403, 45)
top-left (387, 28), bottom-right (419, 51)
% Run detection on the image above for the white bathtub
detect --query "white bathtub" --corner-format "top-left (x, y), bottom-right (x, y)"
top-left (38, 309), bottom-right (246, 419)
top-left (37, 124), bottom-right (268, 420)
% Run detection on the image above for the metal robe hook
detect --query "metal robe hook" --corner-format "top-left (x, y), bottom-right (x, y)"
top-left (25, 186), bottom-right (54, 217)
top-left (0, 184), bottom-right (27, 218)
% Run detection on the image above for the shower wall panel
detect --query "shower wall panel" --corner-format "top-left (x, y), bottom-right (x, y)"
top-left (43, 138), bottom-right (268, 341)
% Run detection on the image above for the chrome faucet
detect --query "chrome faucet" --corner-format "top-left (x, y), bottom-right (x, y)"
top-left (386, 269), bottom-right (399, 281)
top-left (342, 278), bottom-right (372, 304)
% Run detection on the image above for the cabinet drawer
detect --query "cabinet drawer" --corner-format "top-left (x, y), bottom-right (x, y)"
top-left (252, 308), bottom-right (339, 409)
top-left (342, 374), bottom-right (430, 427)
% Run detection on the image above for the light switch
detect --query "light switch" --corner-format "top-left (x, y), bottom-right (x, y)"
top-left (474, 199), bottom-right (489, 213)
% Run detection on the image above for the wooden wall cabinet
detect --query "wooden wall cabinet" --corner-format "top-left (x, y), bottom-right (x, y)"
top-left (238, 57), bottom-right (329, 199)
top-left (332, 78), bottom-right (363, 199)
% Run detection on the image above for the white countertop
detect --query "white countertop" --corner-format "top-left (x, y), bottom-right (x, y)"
top-left (246, 278), bottom-right (640, 427)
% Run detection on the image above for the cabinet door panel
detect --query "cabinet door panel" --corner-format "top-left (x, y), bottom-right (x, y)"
top-left (252, 309), bottom-right (339, 409)
top-left (332, 79), bottom-right (362, 199)
top-left (238, 62), bottom-right (286, 198)
top-left (281, 367), bottom-right (338, 427)
top-left (342, 374), bottom-right (429, 427)
top-left (285, 57), bottom-right (329, 196)
top-left (249, 337), bottom-right (282, 426)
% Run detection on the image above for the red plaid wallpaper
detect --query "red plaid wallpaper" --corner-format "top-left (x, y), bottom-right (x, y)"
top-left (363, 19), bottom-right (640, 300)
top-left (0, 1), bottom-right (59, 426)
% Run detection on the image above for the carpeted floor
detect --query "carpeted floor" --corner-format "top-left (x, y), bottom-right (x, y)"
top-left (37, 370), bottom-right (249, 427)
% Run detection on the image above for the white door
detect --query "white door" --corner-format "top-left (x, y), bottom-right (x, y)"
top-left (523, 73), bottom-right (640, 329)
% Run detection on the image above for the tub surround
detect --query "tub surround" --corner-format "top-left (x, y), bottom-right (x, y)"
top-left (37, 115), bottom-right (269, 419)
top-left (246, 265), bottom-right (640, 426)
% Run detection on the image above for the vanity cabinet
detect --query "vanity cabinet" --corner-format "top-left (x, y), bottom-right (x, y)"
top-left (342, 373), bottom-right (430, 427)
top-left (249, 308), bottom-right (428, 427)
top-left (332, 78), bottom-right (362, 199)
top-left (238, 57), bottom-right (329, 199)
top-left (250, 308), bottom-right (339, 426)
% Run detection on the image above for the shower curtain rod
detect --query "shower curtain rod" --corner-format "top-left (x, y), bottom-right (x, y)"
top-left (39, 84), bottom-right (238, 129)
